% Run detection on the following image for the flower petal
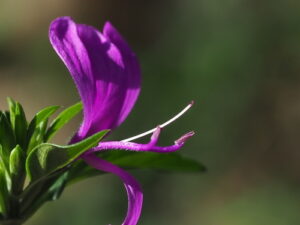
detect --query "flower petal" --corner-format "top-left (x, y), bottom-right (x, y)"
top-left (83, 154), bottom-right (143, 225)
top-left (49, 17), bottom-right (141, 139)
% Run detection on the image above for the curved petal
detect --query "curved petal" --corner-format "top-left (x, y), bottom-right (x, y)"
top-left (83, 154), bottom-right (143, 225)
top-left (49, 17), bottom-right (141, 139)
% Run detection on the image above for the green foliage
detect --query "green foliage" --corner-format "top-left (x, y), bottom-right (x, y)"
top-left (0, 172), bottom-right (9, 217)
top-left (26, 105), bottom-right (60, 152)
top-left (26, 130), bottom-right (108, 182)
top-left (0, 99), bottom-right (204, 223)
top-left (9, 145), bottom-right (24, 177)
top-left (0, 100), bottom-right (88, 221)
top-left (20, 170), bottom-right (69, 222)
top-left (68, 152), bottom-right (205, 184)
top-left (0, 112), bottom-right (15, 157)
top-left (9, 145), bottom-right (25, 195)
top-left (102, 151), bottom-right (206, 172)
top-left (7, 98), bottom-right (27, 149)
top-left (45, 102), bottom-right (82, 141)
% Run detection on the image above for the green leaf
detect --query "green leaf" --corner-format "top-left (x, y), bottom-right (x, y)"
top-left (68, 152), bottom-right (206, 184)
top-left (20, 169), bottom-right (68, 221)
top-left (26, 120), bottom-right (48, 153)
top-left (0, 112), bottom-right (15, 156)
top-left (47, 171), bottom-right (69, 201)
top-left (9, 145), bottom-right (25, 176)
top-left (0, 172), bottom-right (9, 217)
top-left (0, 145), bottom-right (11, 191)
top-left (9, 145), bottom-right (26, 195)
top-left (26, 130), bottom-right (109, 182)
top-left (45, 102), bottom-right (82, 141)
top-left (26, 105), bottom-right (60, 152)
top-left (7, 98), bottom-right (27, 149)
top-left (102, 151), bottom-right (206, 172)
top-left (30, 106), bottom-right (60, 127)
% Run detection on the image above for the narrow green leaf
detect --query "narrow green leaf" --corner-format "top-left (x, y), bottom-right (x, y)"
top-left (26, 130), bottom-right (109, 182)
top-left (6, 98), bottom-right (16, 113)
top-left (4, 111), bottom-right (11, 125)
top-left (10, 145), bottom-right (25, 195)
top-left (0, 172), bottom-right (9, 217)
top-left (103, 152), bottom-right (206, 172)
top-left (0, 145), bottom-right (11, 191)
top-left (7, 98), bottom-right (27, 149)
top-left (45, 102), bottom-right (82, 141)
top-left (27, 105), bottom-right (60, 149)
top-left (32, 106), bottom-right (60, 125)
top-left (0, 145), bottom-right (9, 178)
top-left (68, 152), bottom-right (206, 184)
top-left (47, 171), bottom-right (69, 201)
top-left (26, 120), bottom-right (48, 153)
top-left (9, 145), bottom-right (24, 176)
top-left (20, 170), bottom-right (68, 221)
top-left (0, 112), bottom-right (15, 156)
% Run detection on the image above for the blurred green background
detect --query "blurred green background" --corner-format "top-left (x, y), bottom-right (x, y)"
top-left (1, 0), bottom-right (300, 224)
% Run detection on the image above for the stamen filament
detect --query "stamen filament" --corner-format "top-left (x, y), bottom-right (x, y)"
top-left (121, 101), bottom-right (194, 142)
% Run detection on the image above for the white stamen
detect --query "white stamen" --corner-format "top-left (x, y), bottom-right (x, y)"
top-left (121, 101), bottom-right (194, 142)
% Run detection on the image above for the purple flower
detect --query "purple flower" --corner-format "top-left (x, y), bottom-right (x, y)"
top-left (49, 17), bottom-right (194, 225)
